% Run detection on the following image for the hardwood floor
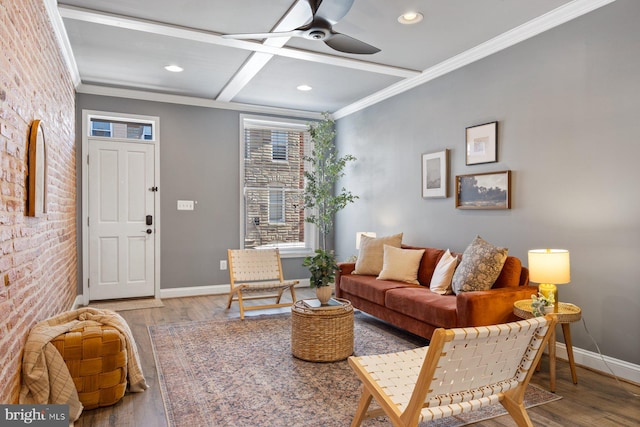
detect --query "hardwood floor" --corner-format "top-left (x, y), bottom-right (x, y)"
top-left (75, 288), bottom-right (640, 426)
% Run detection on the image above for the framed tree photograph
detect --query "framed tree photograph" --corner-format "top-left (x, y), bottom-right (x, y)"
top-left (455, 170), bottom-right (511, 209)
top-left (465, 121), bottom-right (498, 165)
top-left (422, 149), bottom-right (448, 198)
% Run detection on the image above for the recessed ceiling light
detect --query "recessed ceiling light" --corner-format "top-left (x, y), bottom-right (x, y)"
top-left (164, 65), bottom-right (184, 73)
top-left (297, 84), bottom-right (313, 91)
top-left (398, 11), bottom-right (423, 25)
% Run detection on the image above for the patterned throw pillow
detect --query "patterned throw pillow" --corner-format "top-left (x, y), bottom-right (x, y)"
top-left (451, 236), bottom-right (508, 294)
top-left (353, 233), bottom-right (403, 276)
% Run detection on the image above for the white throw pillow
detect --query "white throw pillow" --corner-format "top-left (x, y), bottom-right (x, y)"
top-left (353, 233), bottom-right (403, 276)
top-left (429, 249), bottom-right (458, 295)
top-left (377, 245), bottom-right (425, 285)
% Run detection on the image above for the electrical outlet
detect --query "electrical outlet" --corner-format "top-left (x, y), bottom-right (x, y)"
top-left (177, 200), bottom-right (194, 210)
top-left (220, 260), bottom-right (227, 270)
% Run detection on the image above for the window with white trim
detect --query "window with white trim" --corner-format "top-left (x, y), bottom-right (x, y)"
top-left (241, 115), bottom-right (314, 255)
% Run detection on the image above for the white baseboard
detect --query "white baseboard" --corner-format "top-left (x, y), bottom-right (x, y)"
top-left (556, 342), bottom-right (640, 385)
top-left (71, 295), bottom-right (83, 310)
top-left (159, 278), bottom-right (311, 299)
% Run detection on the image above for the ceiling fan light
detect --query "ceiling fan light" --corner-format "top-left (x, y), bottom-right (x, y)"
top-left (164, 65), bottom-right (184, 73)
top-left (398, 12), bottom-right (423, 25)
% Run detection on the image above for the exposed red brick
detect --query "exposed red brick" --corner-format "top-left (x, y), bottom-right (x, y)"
top-left (0, 0), bottom-right (76, 403)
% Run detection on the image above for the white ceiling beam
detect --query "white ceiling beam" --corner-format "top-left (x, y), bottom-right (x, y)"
top-left (217, 0), bottom-right (309, 102)
top-left (77, 83), bottom-right (324, 120)
top-left (57, 4), bottom-right (420, 79)
top-left (333, 0), bottom-right (618, 119)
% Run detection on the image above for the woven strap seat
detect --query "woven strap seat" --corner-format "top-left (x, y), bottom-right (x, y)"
top-left (349, 315), bottom-right (557, 427)
top-left (51, 324), bottom-right (127, 410)
top-left (227, 248), bottom-right (298, 319)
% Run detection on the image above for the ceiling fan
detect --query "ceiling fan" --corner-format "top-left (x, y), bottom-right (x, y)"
top-left (222, 0), bottom-right (380, 55)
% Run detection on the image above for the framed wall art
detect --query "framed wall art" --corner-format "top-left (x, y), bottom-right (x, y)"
top-left (421, 149), bottom-right (448, 198)
top-left (465, 121), bottom-right (497, 165)
top-left (455, 170), bottom-right (511, 209)
top-left (28, 119), bottom-right (47, 217)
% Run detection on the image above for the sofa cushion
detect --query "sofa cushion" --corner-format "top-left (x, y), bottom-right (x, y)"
top-left (430, 249), bottom-right (458, 294)
top-left (385, 287), bottom-right (458, 329)
top-left (353, 233), bottom-right (403, 275)
top-left (492, 256), bottom-right (523, 288)
top-left (339, 274), bottom-right (415, 306)
top-left (377, 245), bottom-right (425, 285)
top-left (452, 235), bottom-right (508, 294)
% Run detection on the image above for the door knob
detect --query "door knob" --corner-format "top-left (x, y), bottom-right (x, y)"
top-left (144, 229), bottom-right (152, 234)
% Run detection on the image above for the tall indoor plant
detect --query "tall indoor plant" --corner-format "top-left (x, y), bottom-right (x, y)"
top-left (302, 113), bottom-right (358, 303)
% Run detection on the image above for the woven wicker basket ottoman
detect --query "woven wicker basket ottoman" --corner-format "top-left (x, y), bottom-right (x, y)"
top-left (51, 324), bottom-right (127, 409)
top-left (291, 298), bottom-right (354, 362)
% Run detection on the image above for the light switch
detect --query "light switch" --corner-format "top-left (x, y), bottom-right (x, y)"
top-left (177, 200), bottom-right (194, 210)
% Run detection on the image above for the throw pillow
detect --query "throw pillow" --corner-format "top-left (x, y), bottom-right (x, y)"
top-left (429, 249), bottom-right (458, 294)
top-left (353, 233), bottom-right (403, 276)
top-left (451, 235), bottom-right (508, 294)
top-left (377, 245), bottom-right (425, 285)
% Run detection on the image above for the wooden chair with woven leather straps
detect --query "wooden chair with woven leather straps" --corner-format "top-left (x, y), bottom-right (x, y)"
top-left (348, 315), bottom-right (557, 427)
top-left (227, 248), bottom-right (298, 319)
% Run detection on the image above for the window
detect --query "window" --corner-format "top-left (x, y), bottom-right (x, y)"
top-left (271, 131), bottom-right (288, 161)
top-left (241, 115), bottom-right (314, 255)
top-left (268, 189), bottom-right (285, 223)
top-left (89, 117), bottom-right (154, 140)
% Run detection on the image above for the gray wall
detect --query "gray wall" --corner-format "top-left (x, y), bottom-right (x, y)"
top-left (334, 0), bottom-right (639, 365)
top-left (75, 97), bottom-right (310, 290)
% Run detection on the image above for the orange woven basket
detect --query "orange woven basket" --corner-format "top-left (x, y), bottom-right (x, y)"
top-left (51, 324), bottom-right (127, 409)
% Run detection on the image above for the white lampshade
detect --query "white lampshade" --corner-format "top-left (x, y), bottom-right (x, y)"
top-left (355, 232), bottom-right (376, 250)
top-left (528, 249), bottom-right (571, 284)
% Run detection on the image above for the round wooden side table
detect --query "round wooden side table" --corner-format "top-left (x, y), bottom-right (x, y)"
top-left (291, 298), bottom-right (354, 362)
top-left (514, 299), bottom-right (582, 392)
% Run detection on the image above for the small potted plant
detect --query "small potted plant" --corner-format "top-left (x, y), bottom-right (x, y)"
top-left (302, 113), bottom-right (357, 304)
top-left (531, 292), bottom-right (555, 317)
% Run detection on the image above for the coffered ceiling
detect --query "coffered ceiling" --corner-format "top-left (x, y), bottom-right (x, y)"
top-left (48, 0), bottom-right (614, 118)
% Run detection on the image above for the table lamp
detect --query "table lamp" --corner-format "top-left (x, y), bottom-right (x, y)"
top-left (528, 249), bottom-right (570, 313)
top-left (355, 232), bottom-right (376, 250)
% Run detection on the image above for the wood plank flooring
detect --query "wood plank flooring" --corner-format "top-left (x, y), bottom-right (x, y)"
top-left (75, 288), bottom-right (640, 427)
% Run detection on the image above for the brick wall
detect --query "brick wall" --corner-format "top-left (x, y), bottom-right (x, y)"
top-left (0, 0), bottom-right (76, 403)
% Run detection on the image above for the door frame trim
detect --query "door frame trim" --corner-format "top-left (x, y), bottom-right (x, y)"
top-left (81, 109), bottom-right (161, 305)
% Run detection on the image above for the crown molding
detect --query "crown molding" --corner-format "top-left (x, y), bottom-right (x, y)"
top-left (44, 0), bottom-right (81, 87)
top-left (76, 84), bottom-right (324, 120)
top-left (333, 0), bottom-right (617, 119)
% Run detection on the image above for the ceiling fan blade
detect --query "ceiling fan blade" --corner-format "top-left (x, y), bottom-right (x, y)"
top-left (325, 32), bottom-right (380, 54)
top-left (314, 0), bottom-right (355, 25)
top-left (222, 30), bottom-right (303, 40)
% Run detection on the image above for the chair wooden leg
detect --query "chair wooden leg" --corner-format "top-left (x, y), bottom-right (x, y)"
top-left (350, 389), bottom-right (374, 427)
top-left (226, 293), bottom-right (233, 309)
top-left (501, 391), bottom-right (534, 427)
top-left (289, 286), bottom-right (297, 304)
top-left (275, 288), bottom-right (284, 304)
top-left (237, 290), bottom-right (245, 320)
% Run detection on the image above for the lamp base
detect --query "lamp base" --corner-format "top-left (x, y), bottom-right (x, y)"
top-left (538, 283), bottom-right (559, 313)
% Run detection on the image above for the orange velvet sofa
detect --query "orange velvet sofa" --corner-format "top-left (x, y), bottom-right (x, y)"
top-left (335, 246), bottom-right (537, 340)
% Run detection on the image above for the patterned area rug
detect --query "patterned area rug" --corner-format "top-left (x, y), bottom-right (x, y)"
top-left (148, 313), bottom-right (560, 427)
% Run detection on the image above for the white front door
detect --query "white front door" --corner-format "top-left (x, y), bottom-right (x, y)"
top-left (88, 139), bottom-right (156, 300)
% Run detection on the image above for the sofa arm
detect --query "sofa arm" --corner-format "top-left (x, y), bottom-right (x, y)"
top-left (456, 285), bottom-right (539, 327)
top-left (335, 262), bottom-right (356, 298)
